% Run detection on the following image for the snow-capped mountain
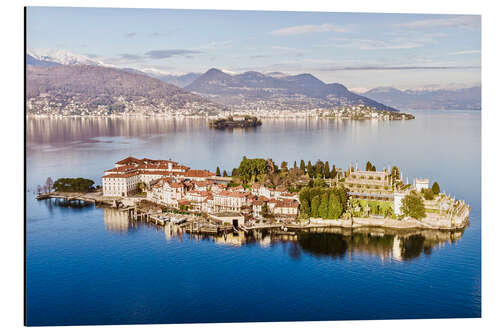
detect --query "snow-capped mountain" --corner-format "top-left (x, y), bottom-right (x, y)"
top-left (27, 49), bottom-right (107, 66)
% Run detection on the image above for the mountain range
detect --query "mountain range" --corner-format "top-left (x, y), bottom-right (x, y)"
top-left (184, 68), bottom-right (397, 111)
top-left (28, 49), bottom-right (480, 114)
top-left (26, 65), bottom-right (225, 116)
top-left (362, 86), bottom-right (481, 110)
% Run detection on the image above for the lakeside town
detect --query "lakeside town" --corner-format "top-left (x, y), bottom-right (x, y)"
top-left (38, 156), bottom-right (470, 232)
top-left (27, 101), bottom-right (414, 121)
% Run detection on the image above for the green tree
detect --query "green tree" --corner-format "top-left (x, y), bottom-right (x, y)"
top-left (336, 185), bottom-right (349, 213)
top-left (300, 200), bottom-right (310, 217)
top-left (432, 181), bottom-right (441, 194)
top-left (137, 181), bottom-right (148, 193)
top-left (223, 170), bottom-right (228, 177)
top-left (300, 160), bottom-right (306, 173)
top-left (422, 188), bottom-right (434, 200)
top-left (314, 160), bottom-right (325, 178)
top-left (236, 157), bottom-right (268, 183)
top-left (313, 178), bottom-right (326, 188)
top-left (311, 195), bottom-right (321, 218)
top-left (293, 161), bottom-right (298, 170)
top-left (53, 178), bottom-right (95, 193)
top-left (324, 161), bottom-right (330, 179)
top-left (216, 166), bottom-right (221, 177)
top-left (280, 161), bottom-right (288, 173)
top-left (391, 166), bottom-right (400, 180)
top-left (371, 164), bottom-right (376, 171)
top-left (366, 161), bottom-right (372, 171)
top-left (401, 191), bottom-right (426, 220)
top-left (330, 164), bottom-right (337, 179)
top-left (318, 192), bottom-right (329, 218)
top-left (231, 168), bottom-right (238, 177)
top-left (262, 202), bottom-right (270, 217)
top-left (307, 161), bottom-right (313, 177)
top-left (327, 192), bottom-right (342, 219)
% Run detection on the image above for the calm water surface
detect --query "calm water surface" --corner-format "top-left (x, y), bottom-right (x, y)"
top-left (26, 110), bottom-right (481, 325)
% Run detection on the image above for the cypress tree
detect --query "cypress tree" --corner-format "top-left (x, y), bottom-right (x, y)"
top-left (318, 192), bottom-right (329, 219)
top-left (371, 164), bottom-right (376, 171)
top-left (223, 170), bottom-right (228, 177)
top-left (324, 161), bottom-right (330, 179)
top-left (330, 164), bottom-right (337, 179)
top-left (366, 161), bottom-right (372, 171)
top-left (216, 166), bottom-right (221, 177)
top-left (293, 161), bottom-right (297, 170)
top-left (432, 182), bottom-right (441, 194)
top-left (327, 192), bottom-right (342, 219)
top-left (307, 161), bottom-right (313, 177)
top-left (311, 195), bottom-right (321, 218)
top-left (300, 160), bottom-right (306, 172)
top-left (391, 166), bottom-right (400, 180)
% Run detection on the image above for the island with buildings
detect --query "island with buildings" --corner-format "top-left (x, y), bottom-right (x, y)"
top-left (38, 156), bottom-right (469, 233)
top-left (209, 115), bottom-right (262, 129)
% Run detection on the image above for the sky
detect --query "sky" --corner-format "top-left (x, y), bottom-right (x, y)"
top-left (26, 7), bottom-right (481, 91)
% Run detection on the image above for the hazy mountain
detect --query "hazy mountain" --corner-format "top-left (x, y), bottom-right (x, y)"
top-left (185, 68), bottom-right (397, 111)
top-left (141, 71), bottom-right (201, 88)
top-left (362, 86), bottom-right (481, 110)
top-left (26, 65), bottom-right (225, 116)
top-left (26, 54), bottom-right (61, 67)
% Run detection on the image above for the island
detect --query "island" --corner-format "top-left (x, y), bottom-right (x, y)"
top-left (37, 156), bottom-right (470, 235)
top-left (318, 105), bottom-right (415, 120)
top-left (209, 115), bottom-right (262, 129)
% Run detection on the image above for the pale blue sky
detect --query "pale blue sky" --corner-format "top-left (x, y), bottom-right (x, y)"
top-left (26, 7), bottom-right (481, 91)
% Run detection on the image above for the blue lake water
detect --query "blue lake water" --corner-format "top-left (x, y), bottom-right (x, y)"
top-left (25, 110), bottom-right (481, 325)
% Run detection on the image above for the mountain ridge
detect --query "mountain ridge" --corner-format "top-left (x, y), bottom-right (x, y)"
top-left (185, 68), bottom-right (398, 111)
top-left (362, 86), bottom-right (481, 110)
top-left (26, 64), bottom-right (225, 116)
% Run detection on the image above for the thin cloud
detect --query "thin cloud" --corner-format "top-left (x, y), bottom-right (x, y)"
top-left (332, 32), bottom-right (446, 50)
top-left (319, 65), bottom-right (481, 71)
top-left (394, 16), bottom-right (480, 29)
top-left (200, 40), bottom-right (232, 50)
top-left (145, 49), bottom-right (202, 59)
top-left (84, 53), bottom-right (99, 59)
top-left (449, 50), bottom-right (481, 56)
top-left (124, 32), bottom-right (136, 38)
top-left (149, 32), bottom-right (170, 38)
top-left (119, 53), bottom-right (144, 61)
top-left (335, 38), bottom-right (422, 50)
top-left (270, 23), bottom-right (351, 36)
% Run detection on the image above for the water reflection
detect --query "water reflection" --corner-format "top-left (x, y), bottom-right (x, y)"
top-left (102, 208), bottom-right (464, 262)
top-left (26, 116), bottom-right (365, 146)
top-left (103, 208), bottom-right (132, 233)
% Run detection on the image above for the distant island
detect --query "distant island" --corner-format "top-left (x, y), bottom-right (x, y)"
top-left (209, 116), bottom-right (262, 129)
top-left (318, 105), bottom-right (415, 120)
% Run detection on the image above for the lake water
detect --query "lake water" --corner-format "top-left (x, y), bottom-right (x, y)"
top-left (25, 110), bottom-right (481, 325)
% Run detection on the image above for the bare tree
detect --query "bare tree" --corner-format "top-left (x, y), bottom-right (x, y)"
top-left (36, 185), bottom-right (42, 195)
top-left (45, 177), bottom-right (54, 193)
top-left (43, 184), bottom-right (48, 194)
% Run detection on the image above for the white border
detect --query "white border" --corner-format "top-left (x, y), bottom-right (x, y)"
top-left (1, 1), bottom-right (499, 332)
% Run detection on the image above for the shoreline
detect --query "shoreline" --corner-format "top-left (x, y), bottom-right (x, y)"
top-left (36, 192), bottom-right (469, 231)
top-left (25, 112), bottom-right (414, 121)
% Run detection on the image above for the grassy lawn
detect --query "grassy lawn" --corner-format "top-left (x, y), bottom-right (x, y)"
top-left (425, 208), bottom-right (446, 214)
top-left (354, 199), bottom-right (393, 216)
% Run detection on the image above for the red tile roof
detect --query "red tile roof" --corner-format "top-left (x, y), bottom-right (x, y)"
top-left (102, 172), bottom-right (139, 179)
top-left (116, 157), bottom-right (142, 165)
top-left (185, 169), bottom-right (215, 178)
